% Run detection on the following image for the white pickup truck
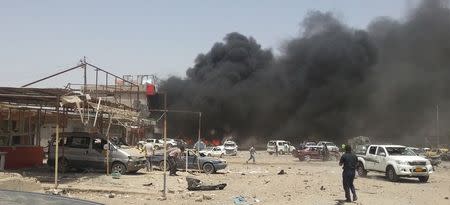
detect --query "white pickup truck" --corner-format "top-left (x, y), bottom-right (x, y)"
top-left (356, 145), bottom-right (433, 182)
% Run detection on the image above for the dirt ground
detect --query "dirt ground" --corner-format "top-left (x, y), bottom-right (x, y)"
top-left (5, 151), bottom-right (450, 205)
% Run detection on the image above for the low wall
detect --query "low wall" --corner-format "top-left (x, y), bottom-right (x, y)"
top-left (0, 146), bottom-right (43, 169)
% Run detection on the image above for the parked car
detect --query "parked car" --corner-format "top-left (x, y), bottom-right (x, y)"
top-left (223, 140), bottom-right (238, 156)
top-left (138, 138), bottom-right (163, 150)
top-left (150, 149), bottom-right (227, 174)
top-left (266, 140), bottom-right (293, 155)
top-left (296, 146), bottom-right (340, 161)
top-left (48, 132), bottom-right (146, 175)
top-left (316, 141), bottom-right (339, 152)
top-left (199, 146), bottom-right (225, 158)
top-left (357, 145), bottom-right (433, 182)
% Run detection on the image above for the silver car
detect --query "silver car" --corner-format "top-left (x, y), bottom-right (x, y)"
top-left (48, 132), bottom-right (146, 174)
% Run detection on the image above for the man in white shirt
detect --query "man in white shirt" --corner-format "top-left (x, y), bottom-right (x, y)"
top-left (144, 142), bottom-right (154, 172)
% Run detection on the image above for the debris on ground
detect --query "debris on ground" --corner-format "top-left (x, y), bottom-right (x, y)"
top-left (263, 179), bottom-right (270, 184)
top-left (143, 183), bottom-right (153, 186)
top-left (157, 196), bottom-right (167, 201)
top-left (445, 197), bottom-right (448, 200)
top-left (108, 192), bottom-right (115, 198)
top-left (111, 171), bottom-right (121, 179)
top-left (202, 193), bottom-right (214, 200)
top-left (320, 186), bottom-right (326, 191)
top-left (0, 172), bottom-right (43, 193)
top-left (233, 195), bottom-right (248, 205)
top-left (277, 170), bottom-right (286, 175)
top-left (195, 196), bottom-right (203, 202)
top-left (186, 177), bottom-right (227, 191)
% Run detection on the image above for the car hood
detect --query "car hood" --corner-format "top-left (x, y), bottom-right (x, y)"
top-left (116, 146), bottom-right (144, 157)
top-left (389, 155), bottom-right (428, 161)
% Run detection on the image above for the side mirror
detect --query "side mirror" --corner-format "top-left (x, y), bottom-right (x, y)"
top-left (380, 152), bottom-right (386, 157)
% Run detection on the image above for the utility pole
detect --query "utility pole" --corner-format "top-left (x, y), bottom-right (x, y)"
top-left (162, 93), bottom-right (168, 198)
top-left (436, 104), bottom-right (440, 147)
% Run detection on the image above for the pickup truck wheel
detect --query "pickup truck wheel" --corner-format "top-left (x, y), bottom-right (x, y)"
top-left (386, 166), bottom-right (399, 182)
top-left (269, 152), bottom-right (273, 155)
top-left (220, 153), bottom-right (224, 158)
top-left (279, 150), bottom-right (284, 155)
top-left (418, 176), bottom-right (429, 183)
top-left (203, 163), bottom-right (215, 174)
top-left (112, 162), bottom-right (127, 175)
top-left (207, 154), bottom-right (212, 157)
top-left (154, 145), bottom-right (160, 150)
top-left (357, 162), bottom-right (367, 177)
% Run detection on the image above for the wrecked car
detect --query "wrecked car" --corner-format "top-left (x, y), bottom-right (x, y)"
top-left (296, 146), bottom-right (340, 161)
top-left (150, 149), bottom-right (227, 174)
top-left (48, 132), bottom-right (146, 174)
top-left (199, 146), bottom-right (225, 158)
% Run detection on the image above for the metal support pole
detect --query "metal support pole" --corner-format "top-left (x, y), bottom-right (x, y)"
top-left (162, 93), bottom-right (168, 197)
top-left (54, 97), bottom-right (60, 189)
top-left (95, 69), bottom-right (98, 98)
top-left (106, 114), bottom-right (112, 175)
top-left (197, 112), bottom-right (202, 171)
top-left (436, 105), bottom-right (440, 147)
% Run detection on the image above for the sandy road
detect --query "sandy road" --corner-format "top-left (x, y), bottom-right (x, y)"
top-left (19, 151), bottom-right (450, 205)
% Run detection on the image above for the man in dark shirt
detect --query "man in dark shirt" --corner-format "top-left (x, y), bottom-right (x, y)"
top-left (339, 145), bottom-right (358, 202)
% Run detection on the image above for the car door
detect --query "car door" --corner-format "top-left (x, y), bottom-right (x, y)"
top-left (365, 146), bottom-right (378, 170)
top-left (87, 137), bottom-right (108, 170)
top-left (64, 135), bottom-right (90, 169)
top-left (375, 147), bottom-right (387, 171)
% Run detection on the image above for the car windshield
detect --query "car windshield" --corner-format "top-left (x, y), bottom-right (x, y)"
top-left (386, 147), bottom-right (416, 156)
top-left (268, 141), bottom-right (275, 146)
top-left (325, 142), bottom-right (335, 146)
top-left (224, 143), bottom-right (235, 147)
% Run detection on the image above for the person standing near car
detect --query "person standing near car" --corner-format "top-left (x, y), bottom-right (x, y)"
top-left (144, 142), bottom-right (154, 172)
top-left (168, 146), bottom-right (184, 176)
top-left (339, 145), bottom-right (358, 202)
top-left (246, 146), bottom-right (256, 164)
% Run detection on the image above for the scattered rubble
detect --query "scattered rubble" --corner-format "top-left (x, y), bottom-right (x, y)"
top-left (108, 192), bottom-right (115, 198)
top-left (277, 170), bottom-right (286, 175)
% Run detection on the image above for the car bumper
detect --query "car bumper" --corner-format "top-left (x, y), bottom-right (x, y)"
top-left (395, 164), bottom-right (433, 176)
top-left (127, 159), bottom-right (147, 171)
top-left (213, 163), bottom-right (227, 170)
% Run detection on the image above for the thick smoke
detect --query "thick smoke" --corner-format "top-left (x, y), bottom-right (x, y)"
top-left (161, 0), bottom-right (450, 146)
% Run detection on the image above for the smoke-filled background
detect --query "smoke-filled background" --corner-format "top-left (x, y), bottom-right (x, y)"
top-left (160, 0), bottom-right (450, 146)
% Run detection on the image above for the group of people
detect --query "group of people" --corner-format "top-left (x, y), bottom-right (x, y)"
top-left (141, 141), bottom-right (185, 176)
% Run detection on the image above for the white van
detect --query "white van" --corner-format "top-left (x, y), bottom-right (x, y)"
top-left (267, 140), bottom-right (294, 155)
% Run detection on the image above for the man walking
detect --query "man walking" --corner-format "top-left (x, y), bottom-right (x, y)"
top-left (168, 146), bottom-right (184, 176)
top-left (246, 146), bottom-right (256, 164)
top-left (144, 142), bottom-right (154, 172)
top-left (339, 145), bottom-right (358, 202)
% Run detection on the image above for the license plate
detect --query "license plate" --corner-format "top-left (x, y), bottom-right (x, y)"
top-left (414, 167), bottom-right (425, 172)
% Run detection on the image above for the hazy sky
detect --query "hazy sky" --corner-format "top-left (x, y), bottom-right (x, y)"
top-left (0, 0), bottom-right (409, 87)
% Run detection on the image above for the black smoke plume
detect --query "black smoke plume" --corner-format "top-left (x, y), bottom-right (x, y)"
top-left (160, 0), bottom-right (450, 146)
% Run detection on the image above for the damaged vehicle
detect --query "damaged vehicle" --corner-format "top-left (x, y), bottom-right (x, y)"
top-left (48, 132), bottom-right (147, 174)
top-left (199, 146), bottom-right (225, 158)
top-left (223, 140), bottom-right (238, 156)
top-left (296, 146), bottom-right (340, 161)
top-left (357, 145), bottom-right (433, 182)
top-left (150, 149), bottom-right (227, 174)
